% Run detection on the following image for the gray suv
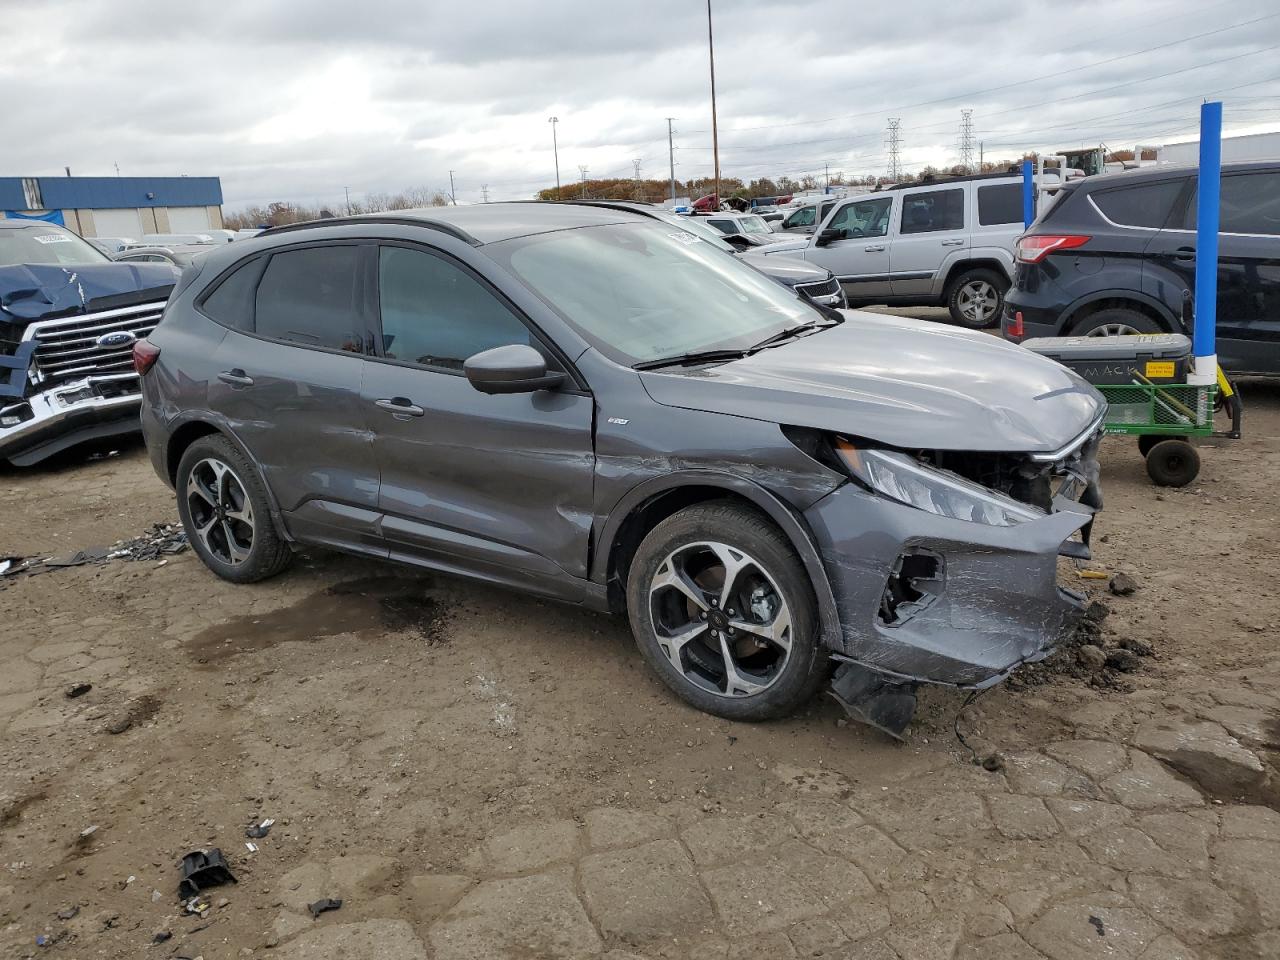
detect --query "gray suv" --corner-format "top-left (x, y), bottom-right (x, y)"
top-left (137, 203), bottom-right (1104, 731)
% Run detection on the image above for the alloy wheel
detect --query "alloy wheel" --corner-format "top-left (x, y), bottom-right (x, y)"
top-left (648, 541), bottom-right (792, 698)
top-left (185, 457), bottom-right (255, 565)
top-left (957, 279), bottom-right (999, 324)
top-left (1085, 322), bottom-right (1143, 337)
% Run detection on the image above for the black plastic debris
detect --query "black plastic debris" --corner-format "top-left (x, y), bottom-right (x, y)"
top-left (177, 848), bottom-right (237, 899)
top-left (308, 898), bottom-right (342, 919)
top-left (46, 546), bottom-right (109, 568)
top-left (109, 523), bottom-right (188, 562)
top-left (829, 661), bottom-right (917, 740)
top-left (65, 683), bottom-right (92, 699)
top-left (245, 818), bottom-right (274, 839)
top-left (152, 930), bottom-right (172, 943)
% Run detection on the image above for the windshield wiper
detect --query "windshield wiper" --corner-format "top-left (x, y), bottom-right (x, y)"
top-left (633, 348), bottom-right (750, 371)
top-left (748, 317), bottom-right (838, 352)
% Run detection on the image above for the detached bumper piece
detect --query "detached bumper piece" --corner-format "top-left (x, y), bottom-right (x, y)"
top-left (0, 373), bottom-right (142, 465)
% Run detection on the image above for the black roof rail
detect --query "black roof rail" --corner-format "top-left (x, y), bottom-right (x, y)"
top-left (260, 215), bottom-right (480, 246)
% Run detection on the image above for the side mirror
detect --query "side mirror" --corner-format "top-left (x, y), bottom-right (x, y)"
top-left (464, 344), bottom-right (565, 395)
top-left (814, 228), bottom-right (842, 247)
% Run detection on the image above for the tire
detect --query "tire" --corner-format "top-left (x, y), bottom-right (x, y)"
top-left (1138, 434), bottom-right (1188, 458)
top-left (1145, 439), bottom-right (1200, 487)
top-left (625, 500), bottom-right (828, 721)
top-left (946, 268), bottom-right (1007, 329)
top-left (175, 434), bottom-right (293, 583)
top-left (1069, 307), bottom-right (1161, 338)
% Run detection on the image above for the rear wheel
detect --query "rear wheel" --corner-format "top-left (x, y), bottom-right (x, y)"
top-left (1070, 307), bottom-right (1161, 338)
top-left (946, 269), bottom-right (1007, 329)
top-left (1145, 439), bottom-right (1200, 487)
top-left (1138, 434), bottom-right (1188, 457)
top-left (626, 501), bottom-right (827, 721)
top-left (176, 434), bottom-right (293, 583)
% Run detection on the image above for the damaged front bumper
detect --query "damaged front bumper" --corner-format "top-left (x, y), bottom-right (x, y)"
top-left (805, 478), bottom-right (1094, 690)
top-left (0, 371), bottom-right (143, 466)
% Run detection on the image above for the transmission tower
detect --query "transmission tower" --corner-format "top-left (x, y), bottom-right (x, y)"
top-left (579, 165), bottom-right (589, 199)
top-left (632, 158), bottom-right (644, 200)
top-left (959, 109), bottom-right (976, 173)
top-left (481, 184), bottom-right (490, 203)
top-left (885, 119), bottom-right (902, 182)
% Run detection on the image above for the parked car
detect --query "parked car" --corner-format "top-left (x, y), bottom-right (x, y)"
top-left (127, 233), bottom-right (218, 248)
top-left (114, 244), bottom-right (214, 268)
top-left (761, 174), bottom-right (1028, 327)
top-left (136, 203), bottom-right (1104, 730)
top-left (0, 221), bottom-right (178, 465)
top-left (571, 201), bottom-right (846, 307)
top-left (1003, 161), bottom-right (1280, 376)
top-left (86, 236), bottom-right (137, 256)
top-left (699, 212), bottom-right (789, 249)
top-left (778, 199), bottom-right (838, 235)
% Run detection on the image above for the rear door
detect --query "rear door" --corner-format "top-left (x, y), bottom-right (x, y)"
top-left (804, 194), bottom-right (895, 299)
top-left (1157, 169), bottom-right (1280, 374)
top-left (202, 242), bottom-right (384, 551)
top-left (363, 242), bottom-right (596, 587)
top-left (888, 185), bottom-right (966, 297)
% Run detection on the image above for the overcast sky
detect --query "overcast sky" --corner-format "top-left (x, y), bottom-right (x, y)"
top-left (3, 0), bottom-right (1279, 211)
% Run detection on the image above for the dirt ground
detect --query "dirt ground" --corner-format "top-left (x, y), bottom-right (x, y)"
top-left (2, 336), bottom-right (1279, 959)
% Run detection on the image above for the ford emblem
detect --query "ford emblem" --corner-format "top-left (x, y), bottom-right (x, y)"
top-left (96, 330), bottom-right (138, 349)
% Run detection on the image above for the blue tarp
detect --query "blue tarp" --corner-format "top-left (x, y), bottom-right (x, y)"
top-left (4, 210), bottom-right (65, 226)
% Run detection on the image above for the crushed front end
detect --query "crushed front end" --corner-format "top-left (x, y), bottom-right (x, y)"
top-left (1, 264), bottom-right (176, 465)
top-left (802, 420), bottom-right (1103, 731)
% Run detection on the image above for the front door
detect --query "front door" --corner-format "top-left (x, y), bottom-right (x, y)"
top-left (363, 242), bottom-right (596, 590)
top-left (804, 195), bottom-right (895, 300)
top-left (204, 242), bottom-right (383, 551)
top-left (888, 185), bottom-right (968, 298)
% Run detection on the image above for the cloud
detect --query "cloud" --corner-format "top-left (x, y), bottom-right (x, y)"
top-left (2, 0), bottom-right (1278, 209)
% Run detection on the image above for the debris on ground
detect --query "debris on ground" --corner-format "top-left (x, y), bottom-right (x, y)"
top-left (185, 896), bottom-right (210, 915)
top-left (0, 523), bottom-right (188, 587)
top-left (1077, 644), bottom-right (1107, 672)
top-left (152, 929), bottom-right (172, 943)
top-left (55, 905), bottom-right (78, 920)
top-left (102, 695), bottom-right (160, 735)
top-left (308, 897), bottom-right (343, 919)
top-left (245, 817), bottom-right (274, 839)
top-left (1078, 568), bottom-right (1110, 580)
top-left (64, 682), bottom-right (91, 699)
top-left (75, 825), bottom-right (99, 845)
top-left (1109, 572), bottom-right (1139, 596)
top-left (178, 848), bottom-right (237, 899)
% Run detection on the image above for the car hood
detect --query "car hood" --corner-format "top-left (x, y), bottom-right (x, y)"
top-left (756, 236), bottom-right (811, 255)
top-left (0, 261), bottom-right (178, 325)
top-left (639, 310), bottom-right (1105, 454)
top-left (736, 251), bottom-right (830, 285)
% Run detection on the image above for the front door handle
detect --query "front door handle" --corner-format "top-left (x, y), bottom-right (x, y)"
top-left (864, 244), bottom-right (886, 252)
top-left (217, 369), bottom-right (254, 387)
top-left (375, 397), bottom-right (425, 418)
top-left (940, 238), bottom-right (965, 246)
top-left (1174, 245), bottom-right (1196, 261)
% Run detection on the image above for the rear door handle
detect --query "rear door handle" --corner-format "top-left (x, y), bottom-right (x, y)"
top-left (375, 397), bottom-right (425, 418)
top-left (940, 238), bottom-right (965, 246)
top-left (1174, 246), bottom-right (1196, 261)
top-left (217, 369), bottom-right (254, 387)
top-left (864, 244), bottom-right (885, 252)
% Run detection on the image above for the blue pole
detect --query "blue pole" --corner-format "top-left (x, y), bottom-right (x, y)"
top-left (1192, 101), bottom-right (1221, 371)
top-left (1021, 159), bottom-right (1034, 229)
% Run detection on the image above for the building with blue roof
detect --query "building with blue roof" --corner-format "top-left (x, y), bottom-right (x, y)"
top-left (0, 175), bottom-right (224, 239)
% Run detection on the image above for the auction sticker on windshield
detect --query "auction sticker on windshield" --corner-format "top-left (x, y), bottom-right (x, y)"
top-left (33, 234), bottom-right (73, 244)
top-left (669, 232), bottom-right (702, 245)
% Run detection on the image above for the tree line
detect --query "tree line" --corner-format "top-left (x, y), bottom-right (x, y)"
top-left (224, 187), bottom-right (452, 230)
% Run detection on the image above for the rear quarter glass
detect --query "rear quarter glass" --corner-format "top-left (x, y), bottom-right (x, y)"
top-left (1089, 179), bottom-right (1186, 229)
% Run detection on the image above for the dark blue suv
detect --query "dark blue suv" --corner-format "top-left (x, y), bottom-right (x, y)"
top-left (1003, 161), bottom-right (1280, 376)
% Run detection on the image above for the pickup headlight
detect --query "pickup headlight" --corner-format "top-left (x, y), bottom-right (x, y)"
top-left (834, 438), bottom-right (1044, 526)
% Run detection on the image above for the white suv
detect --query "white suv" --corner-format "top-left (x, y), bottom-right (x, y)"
top-left (761, 174), bottom-right (1026, 327)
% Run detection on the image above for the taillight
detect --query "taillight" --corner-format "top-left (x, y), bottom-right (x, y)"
top-left (1015, 234), bottom-right (1090, 264)
top-left (132, 339), bottom-right (161, 375)
top-left (1008, 311), bottom-right (1025, 338)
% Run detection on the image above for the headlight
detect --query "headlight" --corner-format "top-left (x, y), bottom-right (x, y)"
top-left (834, 438), bottom-right (1044, 526)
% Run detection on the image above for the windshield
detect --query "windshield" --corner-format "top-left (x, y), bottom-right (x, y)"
top-left (657, 214), bottom-right (736, 253)
top-left (490, 221), bottom-right (815, 365)
top-left (739, 216), bottom-right (772, 235)
top-left (0, 226), bottom-right (109, 267)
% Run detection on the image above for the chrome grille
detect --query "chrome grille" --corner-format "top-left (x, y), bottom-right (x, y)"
top-left (24, 302), bottom-right (165, 386)
top-left (796, 276), bottom-right (844, 305)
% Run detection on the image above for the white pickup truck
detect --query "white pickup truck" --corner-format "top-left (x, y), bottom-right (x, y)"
top-left (760, 173), bottom-right (1027, 328)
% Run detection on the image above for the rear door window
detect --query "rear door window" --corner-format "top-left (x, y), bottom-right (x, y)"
top-left (1091, 180), bottom-right (1185, 228)
top-left (898, 188), bottom-right (964, 234)
top-left (254, 245), bottom-right (364, 352)
top-left (977, 183), bottom-right (1024, 226)
top-left (1180, 171), bottom-right (1280, 235)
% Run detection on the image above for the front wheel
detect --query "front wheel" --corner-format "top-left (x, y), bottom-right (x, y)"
top-left (626, 501), bottom-right (828, 722)
top-left (946, 269), bottom-right (1007, 329)
top-left (1145, 439), bottom-right (1200, 487)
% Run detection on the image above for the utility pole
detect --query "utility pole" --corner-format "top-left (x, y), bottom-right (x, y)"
top-left (579, 165), bottom-right (589, 199)
top-left (885, 119), bottom-right (902, 183)
top-left (114, 162), bottom-right (120, 177)
top-left (959, 109), bottom-right (975, 174)
top-left (481, 184), bottom-right (490, 203)
top-left (666, 118), bottom-right (677, 206)
top-left (448, 170), bottom-right (457, 205)
top-left (979, 141), bottom-right (985, 170)
top-left (548, 117), bottom-right (560, 198)
top-left (824, 162), bottom-right (830, 194)
top-left (344, 186), bottom-right (351, 215)
top-left (706, 0), bottom-right (721, 209)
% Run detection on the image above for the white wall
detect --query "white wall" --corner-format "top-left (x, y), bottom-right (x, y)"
top-left (91, 208), bottom-right (144, 238)
top-left (166, 206), bottom-right (213, 232)
top-left (1159, 131), bottom-right (1280, 165)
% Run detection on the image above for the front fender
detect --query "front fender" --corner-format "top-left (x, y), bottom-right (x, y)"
top-left (592, 469), bottom-right (844, 650)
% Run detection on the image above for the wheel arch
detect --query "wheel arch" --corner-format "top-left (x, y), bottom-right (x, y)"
top-left (595, 472), bottom-right (843, 650)
top-left (942, 257), bottom-right (1013, 292)
top-left (1062, 290), bottom-right (1180, 333)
